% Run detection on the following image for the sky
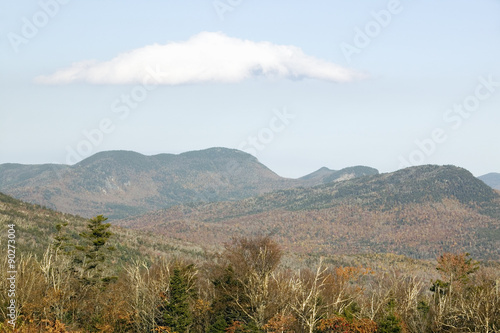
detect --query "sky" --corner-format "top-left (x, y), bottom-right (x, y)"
top-left (1, 0), bottom-right (499, 178)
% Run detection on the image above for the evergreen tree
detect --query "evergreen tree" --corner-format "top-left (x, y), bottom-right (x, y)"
top-left (74, 215), bottom-right (116, 284)
top-left (159, 264), bottom-right (195, 333)
top-left (208, 314), bottom-right (227, 333)
top-left (377, 299), bottom-right (402, 333)
top-left (210, 264), bottom-right (248, 326)
top-left (378, 313), bottom-right (402, 333)
top-left (53, 221), bottom-right (72, 254)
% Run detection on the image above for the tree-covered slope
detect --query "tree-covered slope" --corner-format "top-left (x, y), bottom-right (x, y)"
top-left (117, 165), bottom-right (500, 259)
top-left (0, 191), bottom-right (204, 264)
top-left (0, 148), bottom-right (377, 219)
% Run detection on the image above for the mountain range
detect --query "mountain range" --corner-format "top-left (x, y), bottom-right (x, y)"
top-left (1, 148), bottom-right (499, 260)
top-left (0, 148), bottom-right (377, 219)
top-left (116, 165), bottom-right (500, 260)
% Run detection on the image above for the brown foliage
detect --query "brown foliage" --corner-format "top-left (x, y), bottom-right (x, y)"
top-left (221, 236), bottom-right (284, 328)
top-left (223, 236), bottom-right (282, 278)
top-left (1, 230), bottom-right (499, 333)
top-left (318, 316), bottom-right (377, 333)
top-left (436, 252), bottom-right (479, 286)
top-left (263, 314), bottom-right (296, 333)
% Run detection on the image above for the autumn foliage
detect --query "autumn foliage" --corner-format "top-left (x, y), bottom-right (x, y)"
top-left (1, 227), bottom-right (499, 332)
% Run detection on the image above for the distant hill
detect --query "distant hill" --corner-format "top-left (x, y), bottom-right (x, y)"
top-left (479, 172), bottom-right (500, 190)
top-left (0, 191), bottom-right (204, 262)
top-left (300, 166), bottom-right (378, 186)
top-left (116, 165), bottom-right (500, 260)
top-left (0, 148), bottom-right (377, 219)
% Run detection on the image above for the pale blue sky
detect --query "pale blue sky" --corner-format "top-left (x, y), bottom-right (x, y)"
top-left (1, 0), bottom-right (499, 178)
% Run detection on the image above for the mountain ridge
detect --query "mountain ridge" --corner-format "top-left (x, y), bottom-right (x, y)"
top-left (0, 148), bottom-right (377, 219)
top-left (479, 172), bottom-right (500, 190)
top-left (116, 164), bottom-right (500, 260)
top-left (299, 165), bottom-right (378, 186)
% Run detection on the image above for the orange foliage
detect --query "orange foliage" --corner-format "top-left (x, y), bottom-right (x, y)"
top-left (263, 314), bottom-right (296, 333)
top-left (0, 319), bottom-right (82, 333)
top-left (226, 321), bottom-right (245, 333)
top-left (318, 316), bottom-right (377, 333)
top-left (436, 252), bottom-right (479, 284)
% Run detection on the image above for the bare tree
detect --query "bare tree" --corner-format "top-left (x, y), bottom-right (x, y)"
top-left (124, 258), bottom-right (171, 332)
top-left (454, 267), bottom-right (500, 333)
top-left (323, 265), bottom-right (371, 318)
top-left (222, 236), bottom-right (283, 328)
top-left (288, 259), bottom-right (328, 333)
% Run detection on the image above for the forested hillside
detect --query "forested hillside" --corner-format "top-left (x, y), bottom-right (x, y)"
top-left (118, 165), bottom-right (500, 260)
top-left (0, 192), bottom-right (204, 263)
top-left (1, 192), bottom-right (500, 332)
top-left (0, 148), bottom-right (377, 219)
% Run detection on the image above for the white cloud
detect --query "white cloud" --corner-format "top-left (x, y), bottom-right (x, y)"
top-left (35, 32), bottom-right (366, 85)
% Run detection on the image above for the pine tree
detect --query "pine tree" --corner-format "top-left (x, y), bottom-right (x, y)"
top-left (377, 299), bottom-right (402, 333)
top-left (53, 221), bottom-right (72, 254)
top-left (211, 264), bottom-right (248, 326)
top-left (208, 314), bottom-right (227, 333)
top-left (159, 265), bottom-right (195, 333)
top-left (74, 215), bottom-right (116, 284)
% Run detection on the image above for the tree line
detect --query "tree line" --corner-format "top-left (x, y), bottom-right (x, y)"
top-left (1, 215), bottom-right (499, 332)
